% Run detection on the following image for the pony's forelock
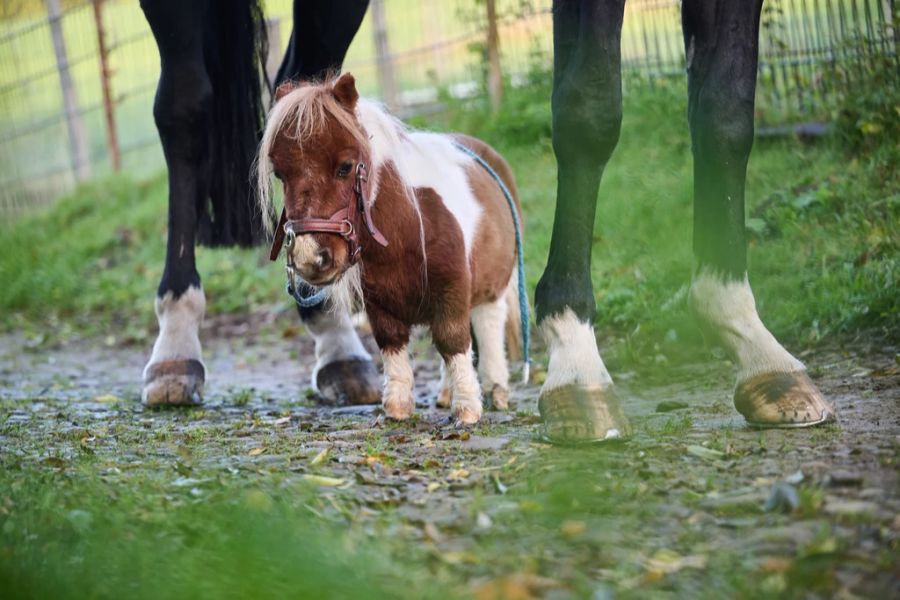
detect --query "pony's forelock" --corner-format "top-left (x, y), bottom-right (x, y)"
top-left (255, 79), bottom-right (370, 234)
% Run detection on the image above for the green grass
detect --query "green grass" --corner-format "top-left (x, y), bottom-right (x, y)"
top-left (3, 78), bottom-right (896, 364)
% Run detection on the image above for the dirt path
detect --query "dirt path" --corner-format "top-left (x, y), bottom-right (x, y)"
top-left (1, 317), bottom-right (898, 597)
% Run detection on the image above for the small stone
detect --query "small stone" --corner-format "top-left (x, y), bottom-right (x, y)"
top-left (823, 498), bottom-right (879, 517)
top-left (826, 470), bottom-right (864, 487)
top-left (656, 400), bottom-right (689, 413)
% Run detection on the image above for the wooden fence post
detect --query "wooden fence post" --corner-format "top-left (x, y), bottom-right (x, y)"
top-left (93, 0), bottom-right (120, 172)
top-left (371, 0), bottom-right (399, 111)
top-left (486, 0), bottom-right (503, 112)
top-left (46, 0), bottom-right (91, 180)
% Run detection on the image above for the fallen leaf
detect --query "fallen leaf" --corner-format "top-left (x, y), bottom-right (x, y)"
top-left (302, 474), bottom-right (346, 487)
top-left (309, 447), bottom-right (330, 466)
top-left (248, 447), bottom-right (266, 456)
top-left (426, 482), bottom-right (441, 493)
top-left (560, 520), bottom-right (586, 539)
top-left (93, 394), bottom-right (119, 403)
top-left (686, 445), bottom-right (725, 461)
top-left (644, 549), bottom-right (707, 576)
top-left (473, 573), bottom-right (561, 600)
top-left (447, 468), bottom-right (469, 481)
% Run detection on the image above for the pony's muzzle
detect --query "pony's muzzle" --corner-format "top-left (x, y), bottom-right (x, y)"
top-left (289, 234), bottom-right (342, 285)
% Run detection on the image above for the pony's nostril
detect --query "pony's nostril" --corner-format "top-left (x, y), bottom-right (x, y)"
top-left (316, 248), bottom-right (332, 269)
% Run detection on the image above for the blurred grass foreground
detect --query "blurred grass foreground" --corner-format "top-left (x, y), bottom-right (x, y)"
top-left (0, 2), bottom-right (898, 598)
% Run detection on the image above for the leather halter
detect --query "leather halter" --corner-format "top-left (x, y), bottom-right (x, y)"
top-left (268, 163), bottom-right (389, 263)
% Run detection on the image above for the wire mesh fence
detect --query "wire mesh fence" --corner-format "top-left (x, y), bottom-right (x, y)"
top-left (0, 0), bottom-right (895, 218)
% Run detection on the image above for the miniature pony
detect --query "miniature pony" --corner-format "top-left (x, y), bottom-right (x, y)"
top-left (257, 73), bottom-right (525, 426)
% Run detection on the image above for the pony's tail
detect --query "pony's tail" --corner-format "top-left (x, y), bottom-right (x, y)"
top-left (200, 0), bottom-right (270, 247)
top-left (504, 268), bottom-right (531, 384)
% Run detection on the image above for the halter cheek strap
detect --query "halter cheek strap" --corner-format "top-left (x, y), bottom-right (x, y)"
top-left (268, 163), bottom-right (388, 264)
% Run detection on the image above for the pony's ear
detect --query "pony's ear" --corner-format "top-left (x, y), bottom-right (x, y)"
top-left (332, 73), bottom-right (359, 109)
top-left (274, 80), bottom-right (296, 101)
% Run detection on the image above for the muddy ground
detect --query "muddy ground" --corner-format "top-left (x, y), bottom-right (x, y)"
top-left (1, 314), bottom-right (898, 598)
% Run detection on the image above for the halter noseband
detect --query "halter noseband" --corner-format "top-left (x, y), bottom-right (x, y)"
top-left (268, 162), bottom-right (389, 265)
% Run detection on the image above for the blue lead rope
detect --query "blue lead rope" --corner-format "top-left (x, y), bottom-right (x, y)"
top-left (452, 141), bottom-right (530, 384)
top-left (287, 280), bottom-right (330, 308)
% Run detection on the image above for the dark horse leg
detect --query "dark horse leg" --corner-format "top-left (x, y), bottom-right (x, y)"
top-left (274, 0), bottom-right (381, 405)
top-left (141, 0), bottom-right (379, 405)
top-left (534, 0), bottom-right (631, 442)
top-left (683, 0), bottom-right (834, 426)
top-left (140, 0), bottom-right (219, 405)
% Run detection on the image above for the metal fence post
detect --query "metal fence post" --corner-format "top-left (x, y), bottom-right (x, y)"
top-left (45, 0), bottom-right (91, 181)
top-left (93, 0), bottom-right (120, 172)
top-left (371, 0), bottom-right (399, 111)
top-left (486, 0), bottom-right (503, 112)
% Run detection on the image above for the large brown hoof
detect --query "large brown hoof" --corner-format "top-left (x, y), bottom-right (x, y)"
top-left (315, 358), bottom-right (381, 405)
top-left (538, 384), bottom-right (631, 444)
top-left (734, 370), bottom-right (836, 428)
top-left (142, 359), bottom-right (205, 407)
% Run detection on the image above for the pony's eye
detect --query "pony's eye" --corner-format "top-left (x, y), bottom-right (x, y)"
top-left (337, 161), bottom-right (353, 178)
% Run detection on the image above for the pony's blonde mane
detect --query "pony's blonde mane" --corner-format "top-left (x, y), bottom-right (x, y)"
top-left (256, 81), bottom-right (371, 233)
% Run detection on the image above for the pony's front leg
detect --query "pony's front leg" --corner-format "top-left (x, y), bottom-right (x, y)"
top-left (367, 305), bottom-right (415, 419)
top-left (299, 301), bottom-right (381, 405)
top-left (433, 308), bottom-right (482, 426)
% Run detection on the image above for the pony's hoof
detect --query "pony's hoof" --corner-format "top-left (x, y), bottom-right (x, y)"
top-left (453, 403), bottom-right (482, 427)
top-left (383, 396), bottom-right (415, 420)
top-left (142, 359), bottom-right (205, 407)
top-left (436, 386), bottom-right (451, 408)
top-left (315, 358), bottom-right (381, 405)
top-left (735, 371), bottom-right (836, 428)
top-left (538, 384), bottom-right (631, 443)
top-left (487, 385), bottom-right (510, 411)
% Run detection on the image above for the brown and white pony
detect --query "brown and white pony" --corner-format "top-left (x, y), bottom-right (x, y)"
top-left (257, 73), bottom-right (524, 426)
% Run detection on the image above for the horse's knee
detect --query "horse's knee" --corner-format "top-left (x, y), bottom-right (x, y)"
top-left (152, 68), bottom-right (212, 158)
top-left (689, 87), bottom-right (754, 166)
top-left (552, 74), bottom-right (622, 168)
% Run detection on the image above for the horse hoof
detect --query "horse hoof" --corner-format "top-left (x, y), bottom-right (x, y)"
top-left (436, 386), bottom-right (451, 408)
top-left (538, 384), bottom-right (631, 443)
top-left (453, 404), bottom-right (482, 427)
top-left (383, 397), bottom-right (415, 420)
top-left (142, 359), bottom-right (205, 407)
top-left (735, 371), bottom-right (836, 428)
top-left (487, 385), bottom-right (509, 411)
top-left (315, 358), bottom-right (381, 405)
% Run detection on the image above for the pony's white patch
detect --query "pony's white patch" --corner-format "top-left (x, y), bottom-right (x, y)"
top-left (690, 269), bottom-right (805, 381)
top-left (144, 286), bottom-right (205, 376)
top-left (356, 100), bottom-right (482, 257)
top-left (471, 299), bottom-right (509, 392)
top-left (382, 346), bottom-right (414, 415)
top-left (304, 308), bottom-right (371, 386)
top-left (539, 308), bottom-right (613, 392)
top-left (445, 350), bottom-right (482, 418)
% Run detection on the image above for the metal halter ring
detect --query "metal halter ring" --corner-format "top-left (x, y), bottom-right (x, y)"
top-left (284, 224), bottom-right (296, 251)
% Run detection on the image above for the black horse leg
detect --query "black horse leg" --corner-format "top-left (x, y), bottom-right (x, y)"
top-left (683, 0), bottom-right (834, 427)
top-left (276, 0), bottom-right (369, 83)
top-left (140, 0), bottom-right (212, 406)
top-left (534, 0), bottom-right (631, 442)
top-left (275, 0), bottom-right (381, 405)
